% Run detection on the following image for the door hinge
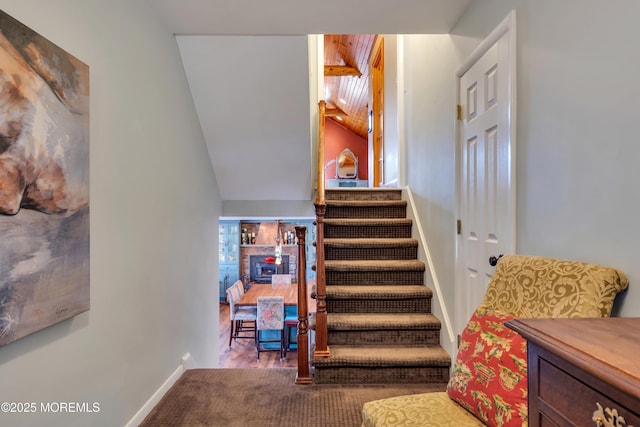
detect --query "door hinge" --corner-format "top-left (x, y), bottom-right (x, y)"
top-left (457, 219), bottom-right (462, 235)
top-left (456, 104), bottom-right (462, 121)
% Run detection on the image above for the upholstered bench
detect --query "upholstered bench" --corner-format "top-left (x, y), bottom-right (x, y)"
top-left (361, 255), bottom-right (628, 427)
top-left (362, 392), bottom-right (484, 426)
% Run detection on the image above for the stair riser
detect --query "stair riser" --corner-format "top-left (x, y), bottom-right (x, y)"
top-left (325, 190), bottom-right (402, 201)
top-left (325, 246), bottom-right (418, 260)
top-left (325, 206), bottom-right (407, 219)
top-left (326, 298), bottom-right (431, 313)
top-left (325, 224), bottom-right (412, 239)
top-left (327, 330), bottom-right (441, 346)
top-left (326, 271), bottom-right (424, 286)
top-left (312, 367), bottom-right (450, 385)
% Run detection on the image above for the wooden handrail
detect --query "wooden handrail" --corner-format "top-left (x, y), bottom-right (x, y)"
top-left (317, 100), bottom-right (326, 205)
top-left (294, 226), bottom-right (312, 384)
top-left (313, 100), bottom-right (330, 359)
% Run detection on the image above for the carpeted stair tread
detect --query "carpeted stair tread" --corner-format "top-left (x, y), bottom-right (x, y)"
top-left (324, 218), bottom-right (412, 227)
top-left (327, 313), bottom-right (441, 330)
top-left (325, 259), bottom-right (425, 272)
top-left (326, 200), bottom-right (407, 207)
top-left (325, 199), bottom-right (408, 219)
top-left (324, 238), bottom-right (419, 261)
top-left (324, 218), bottom-right (413, 239)
top-left (313, 188), bottom-right (450, 385)
top-left (324, 238), bottom-right (418, 248)
top-left (326, 285), bottom-right (432, 299)
top-left (312, 345), bottom-right (451, 367)
top-left (325, 188), bottom-right (402, 201)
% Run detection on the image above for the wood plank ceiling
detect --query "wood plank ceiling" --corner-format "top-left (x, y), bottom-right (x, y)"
top-left (324, 34), bottom-right (376, 139)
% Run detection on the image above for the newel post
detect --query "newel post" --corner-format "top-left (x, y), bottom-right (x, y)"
top-left (294, 226), bottom-right (312, 384)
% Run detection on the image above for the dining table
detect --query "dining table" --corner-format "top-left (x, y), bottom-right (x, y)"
top-left (237, 283), bottom-right (298, 307)
top-left (236, 281), bottom-right (317, 355)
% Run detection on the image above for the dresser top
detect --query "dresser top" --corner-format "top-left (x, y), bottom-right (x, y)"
top-left (507, 317), bottom-right (640, 398)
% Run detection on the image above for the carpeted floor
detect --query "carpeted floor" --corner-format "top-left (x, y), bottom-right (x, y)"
top-left (140, 368), bottom-right (447, 426)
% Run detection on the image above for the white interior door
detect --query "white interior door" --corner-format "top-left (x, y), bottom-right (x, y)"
top-left (456, 12), bottom-right (516, 331)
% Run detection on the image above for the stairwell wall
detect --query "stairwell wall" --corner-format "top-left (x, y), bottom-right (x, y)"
top-left (0, 1), bottom-right (221, 426)
top-left (451, 0), bottom-right (640, 318)
top-left (402, 35), bottom-right (459, 334)
top-left (402, 0), bottom-right (640, 338)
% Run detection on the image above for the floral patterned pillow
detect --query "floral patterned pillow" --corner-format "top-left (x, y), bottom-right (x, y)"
top-left (447, 308), bottom-right (528, 427)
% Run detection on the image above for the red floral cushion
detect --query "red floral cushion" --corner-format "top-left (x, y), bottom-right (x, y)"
top-left (447, 308), bottom-right (528, 427)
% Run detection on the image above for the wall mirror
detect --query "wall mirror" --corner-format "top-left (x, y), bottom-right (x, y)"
top-left (336, 148), bottom-right (358, 179)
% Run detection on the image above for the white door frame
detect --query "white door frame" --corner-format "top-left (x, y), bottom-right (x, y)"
top-left (454, 11), bottom-right (517, 334)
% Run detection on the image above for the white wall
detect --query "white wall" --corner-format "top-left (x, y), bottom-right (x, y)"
top-left (453, 0), bottom-right (640, 318)
top-left (223, 200), bottom-right (315, 217)
top-left (402, 35), bottom-right (459, 332)
top-left (176, 35), bottom-right (313, 202)
top-left (403, 0), bottom-right (640, 336)
top-left (0, 1), bottom-right (221, 426)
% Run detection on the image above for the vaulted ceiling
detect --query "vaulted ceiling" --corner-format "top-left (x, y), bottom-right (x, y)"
top-left (324, 34), bottom-right (376, 140)
top-left (149, 0), bottom-right (472, 202)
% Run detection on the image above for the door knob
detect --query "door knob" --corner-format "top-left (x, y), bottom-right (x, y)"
top-left (489, 254), bottom-right (504, 267)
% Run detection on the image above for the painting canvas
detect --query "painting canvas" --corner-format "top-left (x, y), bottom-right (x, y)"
top-left (0, 11), bottom-right (89, 346)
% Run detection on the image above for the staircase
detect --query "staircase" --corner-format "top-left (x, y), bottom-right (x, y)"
top-left (311, 187), bottom-right (451, 384)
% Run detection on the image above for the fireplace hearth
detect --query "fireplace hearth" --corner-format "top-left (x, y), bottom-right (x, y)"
top-left (249, 255), bottom-right (290, 284)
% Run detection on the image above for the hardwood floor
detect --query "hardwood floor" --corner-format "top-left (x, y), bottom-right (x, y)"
top-left (219, 303), bottom-right (298, 369)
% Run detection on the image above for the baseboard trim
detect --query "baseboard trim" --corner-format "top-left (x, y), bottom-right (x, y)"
top-left (125, 352), bottom-right (191, 427)
top-left (380, 178), bottom-right (399, 188)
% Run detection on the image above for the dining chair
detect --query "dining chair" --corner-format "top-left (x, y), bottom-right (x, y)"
top-left (284, 318), bottom-right (298, 357)
top-left (226, 282), bottom-right (256, 346)
top-left (235, 279), bottom-right (246, 296)
top-left (256, 296), bottom-right (285, 359)
top-left (271, 274), bottom-right (292, 286)
top-left (229, 279), bottom-right (251, 299)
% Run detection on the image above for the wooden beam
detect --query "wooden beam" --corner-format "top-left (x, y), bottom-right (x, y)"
top-left (324, 65), bottom-right (362, 77)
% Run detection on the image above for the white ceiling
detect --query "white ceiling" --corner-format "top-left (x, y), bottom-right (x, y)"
top-left (150, 0), bottom-right (471, 35)
top-left (150, 0), bottom-right (472, 201)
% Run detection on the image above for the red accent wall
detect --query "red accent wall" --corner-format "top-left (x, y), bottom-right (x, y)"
top-left (324, 119), bottom-right (368, 183)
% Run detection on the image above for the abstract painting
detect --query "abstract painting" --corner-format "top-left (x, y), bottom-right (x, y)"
top-left (0, 10), bottom-right (89, 346)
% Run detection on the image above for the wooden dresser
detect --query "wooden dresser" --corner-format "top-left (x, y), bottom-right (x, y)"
top-left (506, 318), bottom-right (640, 427)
